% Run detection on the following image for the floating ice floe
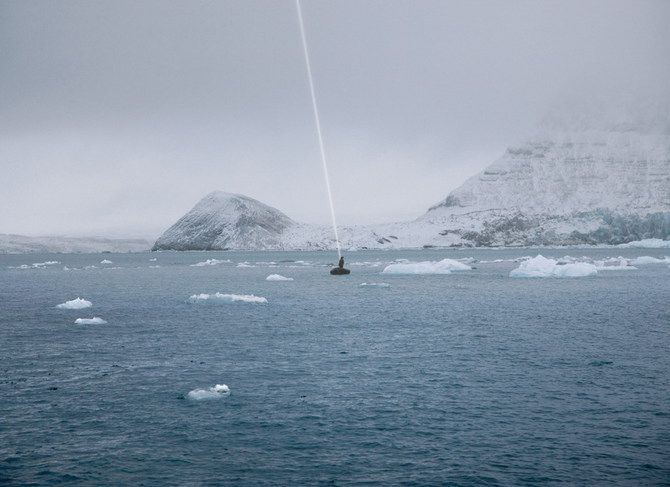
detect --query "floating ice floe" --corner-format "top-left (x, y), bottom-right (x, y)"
top-left (190, 259), bottom-right (230, 267)
top-left (56, 298), bottom-right (93, 309)
top-left (149, 258), bottom-right (157, 262)
top-left (618, 239), bottom-right (670, 249)
top-left (630, 256), bottom-right (670, 265)
top-left (10, 260), bottom-right (60, 269)
top-left (187, 384), bottom-right (230, 400)
top-left (100, 259), bottom-right (113, 264)
top-left (236, 262), bottom-right (254, 268)
top-left (593, 257), bottom-right (637, 270)
top-left (189, 293), bottom-right (267, 304)
top-left (74, 317), bottom-right (107, 324)
top-left (266, 274), bottom-right (293, 281)
top-left (510, 255), bottom-right (597, 278)
top-left (350, 261), bottom-right (384, 267)
top-left (382, 258), bottom-right (471, 275)
top-left (360, 282), bottom-right (391, 288)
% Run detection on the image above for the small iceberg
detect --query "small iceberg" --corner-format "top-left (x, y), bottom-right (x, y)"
top-left (630, 256), bottom-right (669, 265)
top-left (188, 293), bottom-right (267, 304)
top-left (382, 258), bottom-right (471, 275)
top-left (618, 239), bottom-right (670, 249)
top-left (56, 298), bottom-right (93, 309)
top-left (510, 255), bottom-right (597, 278)
top-left (236, 262), bottom-right (254, 268)
top-left (10, 261), bottom-right (60, 269)
top-left (594, 257), bottom-right (636, 270)
top-left (187, 384), bottom-right (230, 400)
top-left (100, 259), bottom-right (113, 264)
top-left (190, 259), bottom-right (230, 267)
top-left (360, 282), bottom-right (391, 288)
top-left (266, 274), bottom-right (293, 281)
top-left (74, 317), bottom-right (107, 324)
top-left (350, 261), bottom-right (384, 267)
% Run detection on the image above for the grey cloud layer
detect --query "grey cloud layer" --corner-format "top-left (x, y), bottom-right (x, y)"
top-left (1, 0), bottom-right (668, 236)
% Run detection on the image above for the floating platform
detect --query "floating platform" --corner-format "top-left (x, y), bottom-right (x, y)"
top-left (330, 267), bottom-right (351, 275)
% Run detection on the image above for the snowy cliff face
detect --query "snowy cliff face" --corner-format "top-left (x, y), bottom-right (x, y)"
top-left (420, 125), bottom-right (670, 246)
top-left (429, 131), bottom-right (669, 216)
top-left (152, 192), bottom-right (295, 251)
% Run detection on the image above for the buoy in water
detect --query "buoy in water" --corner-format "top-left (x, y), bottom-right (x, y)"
top-left (330, 267), bottom-right (350, 275)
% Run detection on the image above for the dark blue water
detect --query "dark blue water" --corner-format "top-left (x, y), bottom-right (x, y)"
top-left (1, 249), bottom-right (669, 485)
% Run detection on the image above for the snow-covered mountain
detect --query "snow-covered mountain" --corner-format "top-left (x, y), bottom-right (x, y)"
top-left (152, 192), bottom-right (295, 250)
top-left (154, 112), bottom-right (670, 250)
top-left (418, 126), bottom-right (670, 246)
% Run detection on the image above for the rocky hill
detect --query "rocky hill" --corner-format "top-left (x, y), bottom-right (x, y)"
top-left (152, 192), bottom-right (295, 251)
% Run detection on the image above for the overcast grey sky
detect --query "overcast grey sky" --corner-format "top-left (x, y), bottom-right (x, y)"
top-left (1, 0), bottom-right (668, 237)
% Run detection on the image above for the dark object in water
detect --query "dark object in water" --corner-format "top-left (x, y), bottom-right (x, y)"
top-left (330, 267), bottom-right (350, 275)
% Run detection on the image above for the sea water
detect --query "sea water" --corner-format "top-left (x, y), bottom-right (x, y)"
top-left (1, 248), bottom-right (668, 485)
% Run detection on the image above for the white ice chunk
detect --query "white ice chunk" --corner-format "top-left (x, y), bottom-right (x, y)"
top-left (10, 261), bottom-right (60, 269)
top-left (188, 293), bottom-right (267, 303)
top-left (100, 259), bottom-right (113, 264)
top-left (74, 317), bottom-right (107, 324)
top-left (266, 274), bottom-right (293, 281)
top-left (187, 384), bottom-right (230, 400)
top-left (190, 259), bottom-right (230, 267)
top-left (56, 298), bottom-right (93, 309)
top-left (382, 258), bottom-right (471, 275)
top-left (630, 256), bottom-right (670, 265)
top-left (594, 257), bottom-right (636, 270)
top-left (350, 261), bottom-right (384, 267)
top-left (510, 255), bottom-right (597, 278)
top-left (360, 282), bottom-right (391, 288)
